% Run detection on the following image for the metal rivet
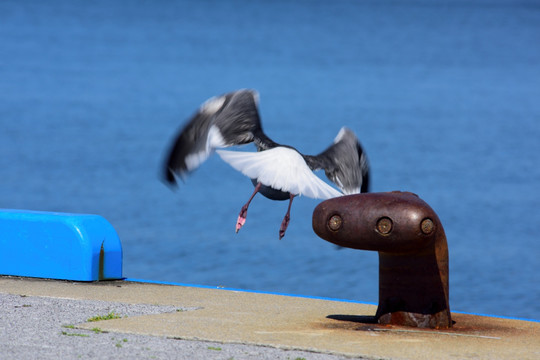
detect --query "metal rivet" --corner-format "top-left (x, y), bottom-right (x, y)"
top-left (328, 215), bottom-right (342, 231)
top-left (376, 217), bottom-right (393, 234)
top-left (420, 218), bottom-right (434, 234)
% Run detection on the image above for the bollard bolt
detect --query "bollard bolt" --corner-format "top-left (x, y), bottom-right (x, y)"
top-left (376, 217), bottom-right (393, 235)
top-left (420, 218), bottom-right (434, 235)
top-left (328, 215), bottom-right (343, 231)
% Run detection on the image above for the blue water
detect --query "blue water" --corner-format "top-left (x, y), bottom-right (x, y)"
top-left (1, 0), bottom-right (539, 320)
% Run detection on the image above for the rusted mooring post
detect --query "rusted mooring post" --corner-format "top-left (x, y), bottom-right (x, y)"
top-left (312, 191), bottom-right (452, 329)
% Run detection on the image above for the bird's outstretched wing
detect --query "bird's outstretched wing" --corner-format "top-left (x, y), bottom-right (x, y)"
top-left (163, 89), bottom-right (263, 185)
top-left (304, 127), bottom-right (370, 194)
top-left (216, 148), bottom-right (343, 200)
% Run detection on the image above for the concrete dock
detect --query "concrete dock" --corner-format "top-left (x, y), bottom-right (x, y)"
top-left (1, 276), bottom-right (539, 359)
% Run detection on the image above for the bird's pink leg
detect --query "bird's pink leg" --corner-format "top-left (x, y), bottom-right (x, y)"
top-left (236, 182), bottom-right (261, 233)
top-left (279, 193), bottom-right (295, 240)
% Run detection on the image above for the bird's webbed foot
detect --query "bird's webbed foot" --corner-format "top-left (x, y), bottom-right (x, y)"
top-left (236, 205), bottom-right (249, 233)
top-left (278, 194), bottom-right (295, 240)
top-left (236, 182), bottom-right (261, 234)
top-left (279, 213), bottom-right (290, 240)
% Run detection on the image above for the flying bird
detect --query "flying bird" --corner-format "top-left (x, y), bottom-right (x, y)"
top-left (163, 89), bottom-right (370, 239)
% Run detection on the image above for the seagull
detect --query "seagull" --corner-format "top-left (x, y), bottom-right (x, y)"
top-left (163, 89), bottom-right (370, 239)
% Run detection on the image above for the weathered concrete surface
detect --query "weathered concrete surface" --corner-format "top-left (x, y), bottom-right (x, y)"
top-left (1, 276), bottom-right (539, 359)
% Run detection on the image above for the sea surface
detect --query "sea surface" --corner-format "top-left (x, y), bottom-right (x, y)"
top-left (1, 0), bottom-right (539, 320)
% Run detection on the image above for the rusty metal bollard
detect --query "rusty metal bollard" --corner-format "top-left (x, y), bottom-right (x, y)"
top-left (312, 191), bottom-right (452, 329)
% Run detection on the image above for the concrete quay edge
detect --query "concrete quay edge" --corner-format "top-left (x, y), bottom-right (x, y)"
top-left (1, 276), bottom-right (539, 360)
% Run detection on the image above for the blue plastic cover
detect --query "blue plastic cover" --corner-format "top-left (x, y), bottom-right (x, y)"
top-left (0, 209), bottom-right (123, 281)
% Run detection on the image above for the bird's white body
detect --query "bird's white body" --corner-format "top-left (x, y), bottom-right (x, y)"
top-left (217, 147), bottom-right (343, 200)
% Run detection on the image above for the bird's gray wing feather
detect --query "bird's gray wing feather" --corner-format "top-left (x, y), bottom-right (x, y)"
top-left (163, 89), bottom-right (264, 185)
top-left (304, 127), bottom-right (370, 194)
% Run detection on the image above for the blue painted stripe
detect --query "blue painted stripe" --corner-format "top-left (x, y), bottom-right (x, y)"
top-left (124, 278), bottom-right (378, 305)
top-left (124, 278), bottom-right (540, 323)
